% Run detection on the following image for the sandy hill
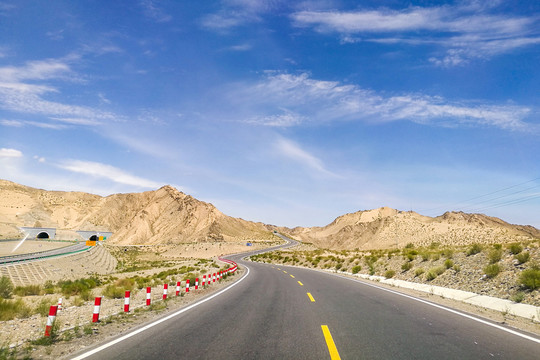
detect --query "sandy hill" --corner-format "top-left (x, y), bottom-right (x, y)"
top-left (0, 180), bottom-right (273, 244)
top-left (287, 207), bottom-right (540, 250)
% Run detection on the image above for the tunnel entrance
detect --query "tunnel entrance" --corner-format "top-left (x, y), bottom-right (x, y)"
top-left (89, 235), bottom-right (98, 241)
top-left (37, 232), bottom-right (49, 239)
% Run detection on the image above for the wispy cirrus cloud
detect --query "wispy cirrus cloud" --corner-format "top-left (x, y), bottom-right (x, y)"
top-left (291, 2), bottom-right (540, 66)
top-left (235, 72), bottom-right (533, 131)
top-left (275, 137), bottom-right (337, 177)
top-left (139, 0), bottom-right (172, 23)
top-left (0, 57), bottom-right (116, 127)
top-left (57, 159), bottom-right (163, 189)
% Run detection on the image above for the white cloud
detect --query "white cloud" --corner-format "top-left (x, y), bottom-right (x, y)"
top-left (57, 159), bottom-right (163, 189)
top-left (275, 137), bottom-right (337, 177)
top-left (0, 148), bottom-right (22, 158)
top-left (291, 3), bottom-right (540, 65)
top-left (0, 58), bottom-right (117, 126)
top-left (140, 0), bottom-right (172, 22)
top-left (237, 72), bottom-right (533, 131)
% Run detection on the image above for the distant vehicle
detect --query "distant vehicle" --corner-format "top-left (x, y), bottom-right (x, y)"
top-left (246, 242), bottom-right (252, 246)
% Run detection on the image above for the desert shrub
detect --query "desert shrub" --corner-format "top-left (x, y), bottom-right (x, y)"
top-left (405, 243), bottom-right (415, 249)
top-left (484, 264), bottom-right (501, 278)
top-left (508, 243), bottom-right (523, 255)
top-left (401, 262), bottom-right (413, 272)
top-left (429, 242), bottom-right (440, 249)
top-left (430, 252), bottom-right (441, 261)
top-left (14, 284), bottom-right (42, 297)
top-left (493, 244), bottom-right (502, 250)
top-left (519, 266), bottom-right (540, 290)
top-left (59, 277), bottom-right (99, 297)
top-left (488, 248), bottom-right (502, 264)
top-left (103, 284), bottom-right (124, 299)
top-left (453, 264), bottom-right (461, 272)
top-left (35, 298), bottom-right (54, 317)
top-left (444, 259), bottom-right (454, 269)
top-left (511, 292), bottom-right (525, 303)
top-left (384, 270), bottom-right (396, 279)
top-left (414, 268), bottom-right (425, 277)
top-left (516, 252), bottom-right (530, 264)
top-left (466, 243), bottom-right (482, 256)
top-left (0, 298), bottom-right (31, 321)
top-left (420, 252), bottom-right (429, 262)
top-left (43, 280), bottom-right (55, 294)
top-left (425, 270), bottom-right (438, 281)
top-left (0, 276), bottom-right (14, 299)
top-left (335, 263), bottom-right (342, 271)
top-left (351, 265), bottom-right (362, 274)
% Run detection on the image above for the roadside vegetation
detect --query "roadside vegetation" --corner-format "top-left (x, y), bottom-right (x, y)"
top-left (249, 239), bottom-right (540, 306)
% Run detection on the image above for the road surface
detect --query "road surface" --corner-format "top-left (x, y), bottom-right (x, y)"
top-left (71, 236), bottom-right (540, 359)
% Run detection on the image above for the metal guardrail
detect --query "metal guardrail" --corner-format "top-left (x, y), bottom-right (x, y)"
top-left (0, 243), bottom-right (92, 265)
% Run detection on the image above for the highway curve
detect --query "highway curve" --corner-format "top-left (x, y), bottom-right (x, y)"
top-left (71, 236), bottom-right (540, 359)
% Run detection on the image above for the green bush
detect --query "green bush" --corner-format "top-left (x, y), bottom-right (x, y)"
top-left (426, 266), bottom-right (445, 281)
top-left (515, 252), bottom-right (530, 264)
top-left (401, 262), bottom-right (413, 272)
top-left (414, 268), bottom-right (425, 277)
top-left (466, 243), bottom-right (482, 256)
top-left (384, 270), bottom-right (396, 279)
top-left (14, 284), bottom-right (42, 297)
top-left (519, 266), bottom-right (540, 290)
top-left (351, 265), bottom-right (362, 274)
top-left (444, 259), bottom-right (454, 269)
top-left (488, 249), bottom-right (502, 264)
top-left (425, 270), bottom-right (437, 281)
top-left (0, 298), bottom-right (32, 321)
top-left (511, 292), bottom-right (525, 303)
top-left (0, 276), bottom-right (14, 299)
top-left (35, 298), bottom-right (54, 317)
top-left (103, 284), bottom-right (125, 299)
top-left (484, 264), bottom-right (501, 278)
top-left (59, 277), bottom-right (100, 297)
top-left (508, 243), bottom-right (523, 255)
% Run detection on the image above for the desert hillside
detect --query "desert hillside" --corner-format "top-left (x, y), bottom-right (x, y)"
top-left (0, 180), bottom-right (274, 244)
top-left (288, 207), bottom-right (540, 250)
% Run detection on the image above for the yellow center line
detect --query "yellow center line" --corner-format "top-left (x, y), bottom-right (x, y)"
top-left (290, 274), bottom-right (295, 278)
top-left (321, 325), bottom-right (341, 360)
top-left (298, 281), bottom-right (303, 286)
top-left (307, 292), bottom-right (315, 302)
top-left (277, 268), bottom-right (281, 270)
top-left (283, 271), bottom-right (287, 274)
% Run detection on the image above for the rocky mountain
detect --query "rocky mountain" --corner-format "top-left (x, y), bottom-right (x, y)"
top-left (287, 207), bottom-right (540, 250)
top-left (0, 180), bottom-right (273, 244)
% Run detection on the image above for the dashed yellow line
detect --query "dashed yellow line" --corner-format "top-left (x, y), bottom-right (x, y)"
top-left (298, 281), bottom-right (303, 286)
top-left (321, 325), bottom-right (341, 360)
top-left (290, 274), bottom-right (295, 278)
top-left (307, 292), bottom-right (315, 302)
top-left (283, 271), bottom-right (287, 274)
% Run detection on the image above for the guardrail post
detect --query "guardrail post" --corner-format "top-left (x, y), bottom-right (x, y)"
top-left (176, 281), bottom-right (181, 296)
top-left (163, 283), bottom-right (168, 300)
top-left (195, 278), bottom-right (199, 290)
top-left (146, 287), bottom-right (152, 306)
top-left (92, 297), bottom-right (102, 322)
top-left (185, 279), bottom-right (190, 293)
top-left (202, 275), bottom-right (206, 287)
top-left (124, 291), bottom-right (130, 312)
top-left (44, 305), bottom-right (58, 337)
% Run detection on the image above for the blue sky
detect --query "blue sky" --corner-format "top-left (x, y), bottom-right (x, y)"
top-left (1, 0), bottom-right (539, 228)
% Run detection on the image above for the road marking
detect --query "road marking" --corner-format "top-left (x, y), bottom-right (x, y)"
top-left (298, 281), bottom-right (303, 286)
top-left (71, 264), bottom-right (252, 359)
top-left (283, 271), bottom-right (287, 274)
top-left (307, 292), bottom-right (315, 302)
top-left (319, 269), bottom-right (540, 345)
top-left (290, 274), bottom-right (295, 278)
top-left (277, 268), bottom-right (281, 270)
top-left (321, 325), bottom-right (341, 360)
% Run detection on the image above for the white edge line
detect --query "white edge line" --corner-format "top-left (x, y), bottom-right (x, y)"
top-left (316, 268), bottom-right (540, 344)
top-left (70, 264), bottom-right (251, 360)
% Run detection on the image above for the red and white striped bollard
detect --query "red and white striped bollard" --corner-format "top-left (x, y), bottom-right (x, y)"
top-left (195, 278), bottom-right (199, 290)
top-left (92, 297), bottom-right (102, 323)
top-left (146, 287), bottom-right (151, 306)
top-left (163, 283), bottom-right (168, 300)
top-left (44, 305), bottom-right (58, 337)
top-left (176, 281), bottom-right (181, 296)
top-left (57, 297), bottom-right (63, 311)
top-left (202, 275), bottom-right (206, 287)
top-left (124, 291), bottom-right (130, 312)
top-left (185, 279), bottom-right (190, 293)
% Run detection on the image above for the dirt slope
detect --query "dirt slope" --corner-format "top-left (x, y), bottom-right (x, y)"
top-left (0, 180), bottom-right (273, 243)
top-left (288, 207), bottom-right (540, 250)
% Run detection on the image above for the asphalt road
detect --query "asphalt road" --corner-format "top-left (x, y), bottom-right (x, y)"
top-left (71, 236), bottom-right (540, 359)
